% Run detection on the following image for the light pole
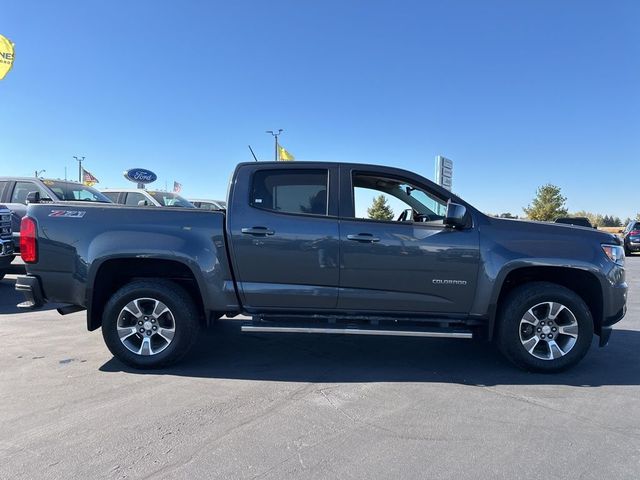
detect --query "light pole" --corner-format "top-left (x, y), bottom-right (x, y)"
top-left (35, 170), bottom-right (46, 178)
top-left (266, 129), bottom-right (283, 161)
top-left (73, 156), bottom-right (85, 182)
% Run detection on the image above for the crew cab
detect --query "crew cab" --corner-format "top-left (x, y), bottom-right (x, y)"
top-left (16, 162), bottom-right (628, 372)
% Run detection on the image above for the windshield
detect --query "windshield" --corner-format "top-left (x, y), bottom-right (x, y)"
top-left (148, 191), bottom-right (195, 208)
top-left (44, 180), bottom-right (112, 203)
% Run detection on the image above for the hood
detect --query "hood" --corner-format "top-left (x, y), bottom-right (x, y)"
top-left (485, 216), bottom-right (621, 246)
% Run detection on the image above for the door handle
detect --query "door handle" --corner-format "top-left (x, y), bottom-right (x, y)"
top-left (241, 227), bottom-right (275, 236)
top-left (347, 233), bottom-right (380, 243)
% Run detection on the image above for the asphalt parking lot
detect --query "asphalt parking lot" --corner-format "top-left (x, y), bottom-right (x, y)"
top-left (1, 259), bottom-right (639, 479)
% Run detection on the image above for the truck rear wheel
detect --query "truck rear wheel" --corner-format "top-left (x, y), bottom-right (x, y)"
top-left (497, 282), bottom-right (593, 372)
top-left (102, 280), bottom-right (200, 369)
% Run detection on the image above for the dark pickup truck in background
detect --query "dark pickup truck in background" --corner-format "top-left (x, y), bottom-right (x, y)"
top-left (0, 204), bottom-right (14, 281)
top-left (16, 162), bottom-right (628, 372)
top-left (0, 177), bottom-right (112, 277)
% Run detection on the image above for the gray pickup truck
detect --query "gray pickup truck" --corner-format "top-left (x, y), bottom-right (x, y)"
top-left (16, 162), bottom-right (628, 372)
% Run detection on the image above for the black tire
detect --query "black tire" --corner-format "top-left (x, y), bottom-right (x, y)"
top-left (0, 255), bottom-right (13, 280)
top-left (102, 280), bottom-right (200, 369)
top-left (497, 282), bottom-right (593, 372)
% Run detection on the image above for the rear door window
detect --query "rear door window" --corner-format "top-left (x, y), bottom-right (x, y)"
top-left (10, 181), bottom-right (47, 204)
top-left (251, 169), bottom-right (329, 216)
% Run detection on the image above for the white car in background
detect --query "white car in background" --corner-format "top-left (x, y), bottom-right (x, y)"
top-left (189, 198), bottom-right (227, 210)
top-left (102, 189), bottom-right (195, 208)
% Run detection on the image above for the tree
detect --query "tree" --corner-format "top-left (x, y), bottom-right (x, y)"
top-left (523, 184), bottom-right (568, 221)
top-left (499, 212), bottom-right (518, 219)
top-left (637, 212), bottom-right (640, 221)
top-left (367, 195), bottom-right (394, 221)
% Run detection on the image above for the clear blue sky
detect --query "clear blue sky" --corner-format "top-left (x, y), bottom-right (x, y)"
top-left (1, 1), bottom-right (639, 218)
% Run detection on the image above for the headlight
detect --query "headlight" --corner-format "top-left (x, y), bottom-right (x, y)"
top-left (602, 244), bottom-right (625, 266)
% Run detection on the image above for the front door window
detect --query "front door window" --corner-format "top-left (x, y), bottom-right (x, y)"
top-left (352, 173), bottom-right (447, 224)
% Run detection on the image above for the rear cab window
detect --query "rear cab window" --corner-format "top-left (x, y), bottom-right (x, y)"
top-left (251, 169), bottom-right (329, 216)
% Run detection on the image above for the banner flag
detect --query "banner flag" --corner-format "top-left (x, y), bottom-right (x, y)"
top-left (82, 168), bottom-right (99, 186)
top-left (278, 145), bottom-right (295, 161)
top-left (0, 34), bottom-right (15, 80)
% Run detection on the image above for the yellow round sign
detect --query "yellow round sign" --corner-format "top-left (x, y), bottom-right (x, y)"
top-left (0, 34), bottom-right (15, 80)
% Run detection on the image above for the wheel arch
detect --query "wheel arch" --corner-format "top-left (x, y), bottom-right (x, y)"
top-left (87, 256), bottom-right (208, 331)
top-left (488, 265), bottom-right (604, 339)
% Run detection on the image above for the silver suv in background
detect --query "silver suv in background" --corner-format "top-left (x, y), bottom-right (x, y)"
top-left (189, 198), bottom-right (226, 210)
top-left (101, 189), bottom-right (196, 208)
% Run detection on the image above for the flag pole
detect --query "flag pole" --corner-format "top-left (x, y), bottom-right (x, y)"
top-left (73, 156), bottom-right (85, 182)
top-left (266, 129), bottom-right (283, 161)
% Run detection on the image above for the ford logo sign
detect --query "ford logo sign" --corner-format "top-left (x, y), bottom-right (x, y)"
top-left (124, 168), bottom-right (157, 184)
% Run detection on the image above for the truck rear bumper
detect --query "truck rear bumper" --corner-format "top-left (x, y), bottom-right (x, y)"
top-left (15, 275), bottom-right (45, 309)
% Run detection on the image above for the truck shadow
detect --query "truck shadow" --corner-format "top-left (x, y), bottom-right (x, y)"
top-left (0, 277), bottom-right (59, 314)
top-left (100, 323), bottom-right (640, 387)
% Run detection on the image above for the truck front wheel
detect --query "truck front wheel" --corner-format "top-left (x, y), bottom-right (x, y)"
top-left (497, 282), bottom-right (593, 372)
top-left (102, 280), bottom-right (200, 369)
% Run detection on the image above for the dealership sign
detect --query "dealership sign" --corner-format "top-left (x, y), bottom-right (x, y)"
top-left (124, 168), bottom-right (157, 185)
top-left (435, 155), bottom-right (453, 191)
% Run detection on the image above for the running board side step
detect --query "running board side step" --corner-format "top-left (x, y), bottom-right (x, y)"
top-left (241, 325), bottom-right (472, 339)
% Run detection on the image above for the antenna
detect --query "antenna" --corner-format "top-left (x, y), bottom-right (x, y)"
top-left (248, 145), bottom-right (258, 162)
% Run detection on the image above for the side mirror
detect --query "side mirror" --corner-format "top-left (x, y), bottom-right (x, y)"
top-left (26, 191), bottom-right (41, 204)
top-left (137, 200), bottom-right (150, 206)
top-left (444, 202), bottom-right (468, 229)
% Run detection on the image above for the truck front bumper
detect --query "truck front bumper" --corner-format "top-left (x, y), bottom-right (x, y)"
top-left (0, 238), bottom-right (14, 257)
top-left (598, 265), bottom-right (627, 346)
top-left (15, 275), bottom-right (45, 309)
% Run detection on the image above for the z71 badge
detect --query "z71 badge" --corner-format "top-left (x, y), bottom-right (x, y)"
top-left (49, 210), bottom-right (86, 218)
